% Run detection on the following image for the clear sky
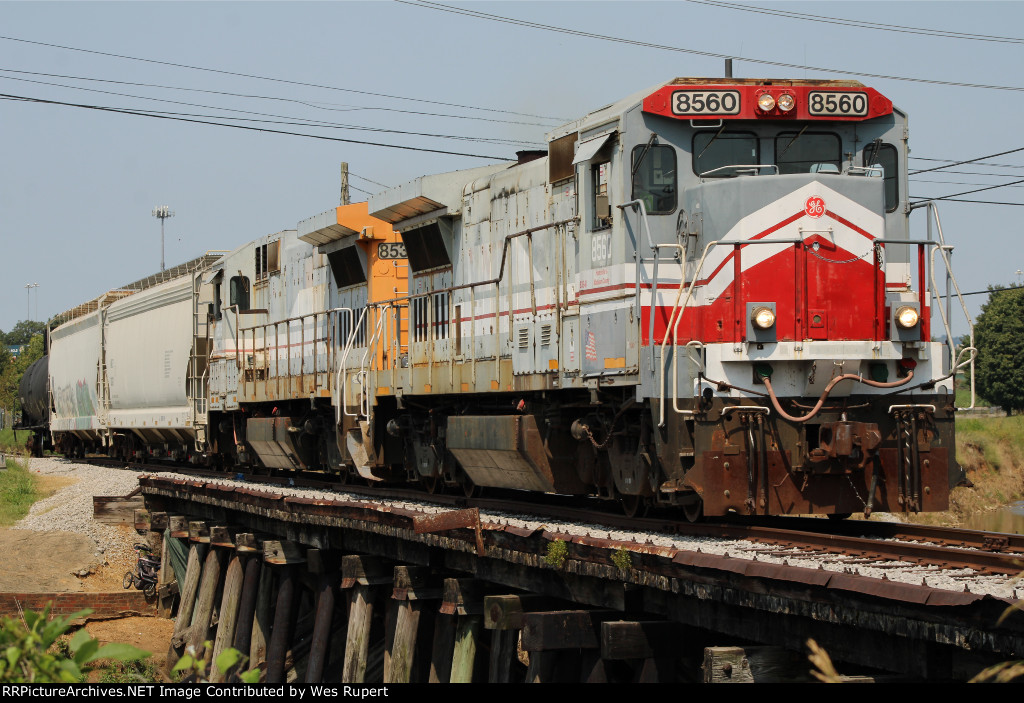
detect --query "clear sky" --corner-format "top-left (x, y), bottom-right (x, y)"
top-left (3, 0), bottom-right (1022, 339)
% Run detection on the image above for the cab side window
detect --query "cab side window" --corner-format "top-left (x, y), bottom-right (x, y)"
top-left (230, 275), bottom-right (250, 310)
top-left (592, 161), bottom-right (611, 230)
top-left (863, 142), bottom-right (899, 212)
top-left (632, 144), bottom-right (677, 214)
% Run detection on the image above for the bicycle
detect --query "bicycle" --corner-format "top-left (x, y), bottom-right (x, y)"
top-left (122, 543), bottom-right (160, 597)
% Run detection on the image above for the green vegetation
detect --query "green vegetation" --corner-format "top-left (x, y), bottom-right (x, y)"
top-left (972, 287), bottom-right (1024, 414)
top-left (544, 539), bottom-right (568, 569)
top-left (0, 334), bottom-right (44, 420)
top-left (0, 427), bottom-right (24, 452)
top-left (0, 606), bottom-right (149, 683)
top-left (954, 373), bottom-right (989, 409)
top-left (612, 547), bottom-right (632, 572)
top-left (0, 455), bottom-right (38, 526)
top-left (97, 658), bottom-right (160, 683)
top-left (173, 642), bottom-right (260, 683)
top-left (909, 414), bottom-right (1024, 528)
top-left (1, 321), bottom-right (47, 348)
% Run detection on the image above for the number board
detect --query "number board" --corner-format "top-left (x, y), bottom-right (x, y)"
top-left (671, 90), bottom-right (741, 116)
top-left (808, 91), bottom-right (869, 117)
top-left (642, 84), bottom-right (892, 122)
top-left (377, 242), bottom-right (407, 260)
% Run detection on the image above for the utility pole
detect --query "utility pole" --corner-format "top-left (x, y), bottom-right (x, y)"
top-left (152, 205), bottom-right (175, 271)
top-left (340, 162), bottom-right (350, 206)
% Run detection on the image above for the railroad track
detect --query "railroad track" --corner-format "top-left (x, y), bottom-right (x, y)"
top-left (85, 456), bottom-right (1024, 585)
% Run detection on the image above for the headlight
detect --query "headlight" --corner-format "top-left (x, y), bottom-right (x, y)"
top-left (757, 93), bottom-right (776, 111)
top-left (895, 306), bottom-right (919, 328)
top-left (751, 306), bottom-right (776, 329)
top-left (777, 93), bottom-right (796, 112)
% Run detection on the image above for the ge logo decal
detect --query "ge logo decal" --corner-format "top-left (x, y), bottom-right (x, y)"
top-left (805, 196), bottom-right (826, 219)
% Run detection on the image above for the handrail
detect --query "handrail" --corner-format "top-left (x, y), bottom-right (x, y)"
top-left (338, 307), bottom-right (367, 420)
top-left (659, 239), bottom-right (718, 426)
top-left (699, 164), bottom-right (780, 178)
top-left (359, 304), bottom-right (391, 420)
top-left (658, 237), bottom-right (809, 426)
top-left (920, 201), bottom-right (977, 410)
top-left (658, 216), bottom-right (975, 421)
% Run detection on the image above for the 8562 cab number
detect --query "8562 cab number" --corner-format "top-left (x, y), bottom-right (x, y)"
top-left (671, 90), bottom-right (741, 116)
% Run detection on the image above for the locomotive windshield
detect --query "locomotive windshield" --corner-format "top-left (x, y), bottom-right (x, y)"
top-left (774, 131), bottom-right (842, 174)
top-left (692, 130), bottom-right (759, 177)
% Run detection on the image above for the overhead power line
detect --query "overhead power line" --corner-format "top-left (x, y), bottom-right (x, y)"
top-left (399, 1), bottom-right (1024, 93)
top-left (683, 0), bottom-right (1024, 45)
top-left (911, 157), bottom-right (1024, 171)
top-left (0, 33), bottom-right (567, 121)
top-left (0, 92), bottom-right (510, 161)
top-left (0, 67), bottom-right (558, 127)
top-left (910, 197), bottom-right (1024, 207)
top-left (909, 147), bottom-right (1024, 175)
top-left (0, 72), bottom-right (542, 148)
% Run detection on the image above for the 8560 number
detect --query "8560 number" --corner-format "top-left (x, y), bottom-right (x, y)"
top-left (671, 90), bottom-right (741, 116)
top-left (808, 91), bottom-right (868, 117)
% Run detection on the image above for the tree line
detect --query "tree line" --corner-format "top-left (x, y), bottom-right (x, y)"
top-left (0, 320), bottom-right (47, 420)
top-left (972, 286), bottom-right (1024, 415)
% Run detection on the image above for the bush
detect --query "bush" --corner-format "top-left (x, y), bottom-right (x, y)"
top-left (0, 606), bottom-right (150, 683)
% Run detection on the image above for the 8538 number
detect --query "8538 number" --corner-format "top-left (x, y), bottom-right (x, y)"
top-left (377, 242), bottom-right (407, 259)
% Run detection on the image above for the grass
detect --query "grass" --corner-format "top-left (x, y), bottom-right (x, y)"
top-left (908, 414), bottom-right (1024, 527)
top-left (0, 427), bottom-right (23, 452)
top-left (96, 658), bottom-right (159, 683)
top-left (0, 455), bottom-right (39, 526)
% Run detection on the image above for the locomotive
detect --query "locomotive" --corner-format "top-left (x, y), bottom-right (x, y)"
top-left (32, 76), bottom-right (974, 519)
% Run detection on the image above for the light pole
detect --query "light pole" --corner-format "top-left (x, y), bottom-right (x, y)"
top-left (152, 205), bottom-right (175, 271)
top-left (24, 283), bottom-right (37, 321)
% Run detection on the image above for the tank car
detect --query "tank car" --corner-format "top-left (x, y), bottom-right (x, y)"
top-left (16, 355), bottom-right (49, 456)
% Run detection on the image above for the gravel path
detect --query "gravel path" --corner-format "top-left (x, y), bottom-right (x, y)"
top-left (16, 456), bottom-right (143, 576)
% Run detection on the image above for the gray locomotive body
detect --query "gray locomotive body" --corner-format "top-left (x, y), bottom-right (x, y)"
top-left (33, 77), bottom-right (971, 519)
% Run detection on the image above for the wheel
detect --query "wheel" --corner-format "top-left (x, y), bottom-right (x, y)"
top-left (682, 497), bottom-right (704, 524)
top-left (461, 475), bottom-right (481, 499)
top-left (620, 494), bottom-right (646, 518)
top-left (143, 581), bottom-right (156, 598)
top-left (422, 473), bottom-right (443, 495)
top-left (123, 571), bottom-right (134, 589)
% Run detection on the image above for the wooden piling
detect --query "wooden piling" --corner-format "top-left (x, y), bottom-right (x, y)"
top-left (185, 543), bottom-right (224, 660)
top-left (249, 556), bottom-right (274, 674)
top-left (341, 555), bottom-right (393, 684)
top-left (266, 565), bottom-right (298, 684)
top-left (165, 541), bottom-right (205, 671)
top-left (450, 616), bottom-right (482, 683)
top-left (306, 571), bottom-right (339, 683)
top-left (435, 578), bottom-right (483, 683)
top-left (232, 554), bottom-right (261, 658)
top-left (210, 553), bottom-right (244, 682)
top-left (383, 566), bottom-right (439, 684)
